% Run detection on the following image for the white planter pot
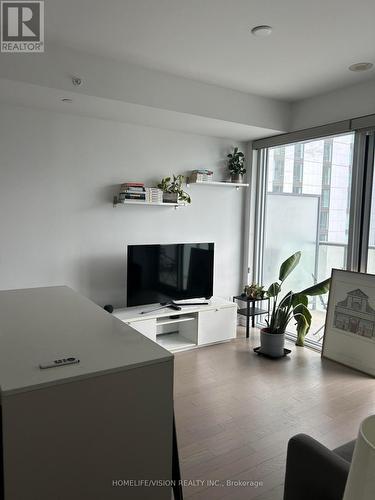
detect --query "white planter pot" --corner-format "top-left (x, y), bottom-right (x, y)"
top-left (260, 328), bottom-right (285, 357)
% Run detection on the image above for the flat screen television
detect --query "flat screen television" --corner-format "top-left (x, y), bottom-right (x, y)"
top-left (127, 243), bottom-right (214, 307)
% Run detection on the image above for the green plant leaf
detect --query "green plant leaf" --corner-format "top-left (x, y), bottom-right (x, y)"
top-left (158, 173), bottom-right (190, 202)
top-left (293, 303), bottom-right (312, 325)
top-left (274, 307), bottom-right (291, 333)
top-left (278, 291), bottom-right (293, 309)
top-left (267, 282), bottom-right (281, 297)
top-left (300, 278), bottom-right (330, 296)
top-left (227, 147), bottom-right (246, 175)
top-left (294, 314), bottom-right (309, 347)
top-left (278, 251), bottom-right (301, 282)
top-left (293, 303), bottom-right (312, 346)
top-left (292, 293), bottom-right (308, 308)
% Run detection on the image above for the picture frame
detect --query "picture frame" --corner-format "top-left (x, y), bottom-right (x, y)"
top-left (322, 268), bottom-right (375, 377)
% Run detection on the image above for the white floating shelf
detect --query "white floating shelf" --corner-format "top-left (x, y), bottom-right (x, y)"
top-left (113, 196), bottom-right (187, 208)
top-left (187, 180), bottom-right (248, 188)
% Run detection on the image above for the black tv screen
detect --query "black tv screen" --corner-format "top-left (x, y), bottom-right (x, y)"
top-left (127, 243), bottom-right (214, 307)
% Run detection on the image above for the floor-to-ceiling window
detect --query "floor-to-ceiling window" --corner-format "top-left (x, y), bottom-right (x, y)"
top-left (366, 134), bottom-right (375, 274)
top-left (259, 133), bottom-right (355, 347)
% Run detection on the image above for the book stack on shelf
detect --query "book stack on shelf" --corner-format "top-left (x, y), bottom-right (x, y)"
top-left (189, 169), bottom-right (213, 183)
top-left (118, 183), bottom-right (164, 204)
top-left (145, 187), bottom-right (163, 203)
top-left (118, 182), bottom-right (145, 203)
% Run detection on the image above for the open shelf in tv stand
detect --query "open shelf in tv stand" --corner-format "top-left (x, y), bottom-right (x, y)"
top-left (156, 315), bottom-right (196, 326)
top-left (113, 298), bottom-right (237, 353)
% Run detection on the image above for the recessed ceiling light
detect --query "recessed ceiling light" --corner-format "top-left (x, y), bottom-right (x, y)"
top-left (251, 25), bottom-right (273, 37)
top-left (60, 98), bottom-right (73, 103)
top-left (349, 62), bottom-right (373, 72)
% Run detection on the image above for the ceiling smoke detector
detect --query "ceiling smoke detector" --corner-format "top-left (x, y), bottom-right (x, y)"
top-left (349, 62), bottom-right (373, 72)
top-left (72, 76), bottom-right (83, 87)
top-left (251, 25), bottom-right (273, 37)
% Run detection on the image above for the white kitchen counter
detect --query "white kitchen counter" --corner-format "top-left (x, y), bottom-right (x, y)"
top-left (0, 286), bottom-right (174, 500)
top-left (0, 286), bottom-right (172, 396)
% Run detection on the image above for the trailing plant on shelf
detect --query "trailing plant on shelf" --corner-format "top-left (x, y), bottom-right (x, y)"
top-left (157, 175), bottom-right (191, 204)
top-left (263, 251), bottom-right (330, 351)
top-left (227, 146), bottom-right (246, 182)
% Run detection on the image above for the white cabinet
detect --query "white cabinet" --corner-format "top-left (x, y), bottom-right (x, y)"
top-left (114, 298), bottom-right (237, 352)
top-left (198, 306), bottom-right (237, 345)
top-left (128, 318), bottom-right (156, 341)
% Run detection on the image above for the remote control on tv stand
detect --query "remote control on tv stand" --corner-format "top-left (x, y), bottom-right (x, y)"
top-left (140, 300), bottom-right (210, 315)
top-left (169, 304), bottom-right (182, 311)
top-left (171, 300), bottom-right (209, 306)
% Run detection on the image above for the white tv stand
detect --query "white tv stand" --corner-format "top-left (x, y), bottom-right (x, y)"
top-left (113, 297), bottom-right (237, 352)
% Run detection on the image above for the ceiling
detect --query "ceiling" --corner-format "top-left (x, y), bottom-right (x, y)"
top-left (46, 0), bottom-right (375, 102)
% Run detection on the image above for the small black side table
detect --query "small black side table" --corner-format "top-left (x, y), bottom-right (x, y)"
top-left (233, 295), bottom-right (270, 339)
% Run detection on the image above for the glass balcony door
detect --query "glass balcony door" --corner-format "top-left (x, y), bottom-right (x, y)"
top-left (259, 133), bottom-right (355, 348)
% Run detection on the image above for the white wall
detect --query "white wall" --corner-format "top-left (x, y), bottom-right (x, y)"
top-left (292, 79), bottom-right (375, 130)
top-left (0, 104), bottom-right (246, 307)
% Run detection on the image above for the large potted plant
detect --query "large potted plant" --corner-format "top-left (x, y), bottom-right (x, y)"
top-left (227, 147), bottom-right (246, 183)
top-left (261, 251), bottom-right (330, 357)
top-left (157, 175), bottom-right (191, 204)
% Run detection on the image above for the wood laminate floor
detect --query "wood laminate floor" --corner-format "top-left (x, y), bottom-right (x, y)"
top-left (173, 327), bottom-right (375, 499)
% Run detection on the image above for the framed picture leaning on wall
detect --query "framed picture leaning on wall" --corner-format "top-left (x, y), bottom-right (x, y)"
top-left (322, 268), bottom-right (375, 377)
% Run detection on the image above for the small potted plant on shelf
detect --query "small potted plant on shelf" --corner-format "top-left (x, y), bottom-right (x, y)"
top-left (227, 146), bottom-right (246, 183)
top-left (243, 283), bottom-right (265, 299)
top-left (157, 175), bottom-right (191, 204)
top-left (261, 251), bottom-right (330, 357)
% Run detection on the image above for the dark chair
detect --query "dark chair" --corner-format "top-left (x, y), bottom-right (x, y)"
top-left (283, 434), bottom-right (356, 500)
